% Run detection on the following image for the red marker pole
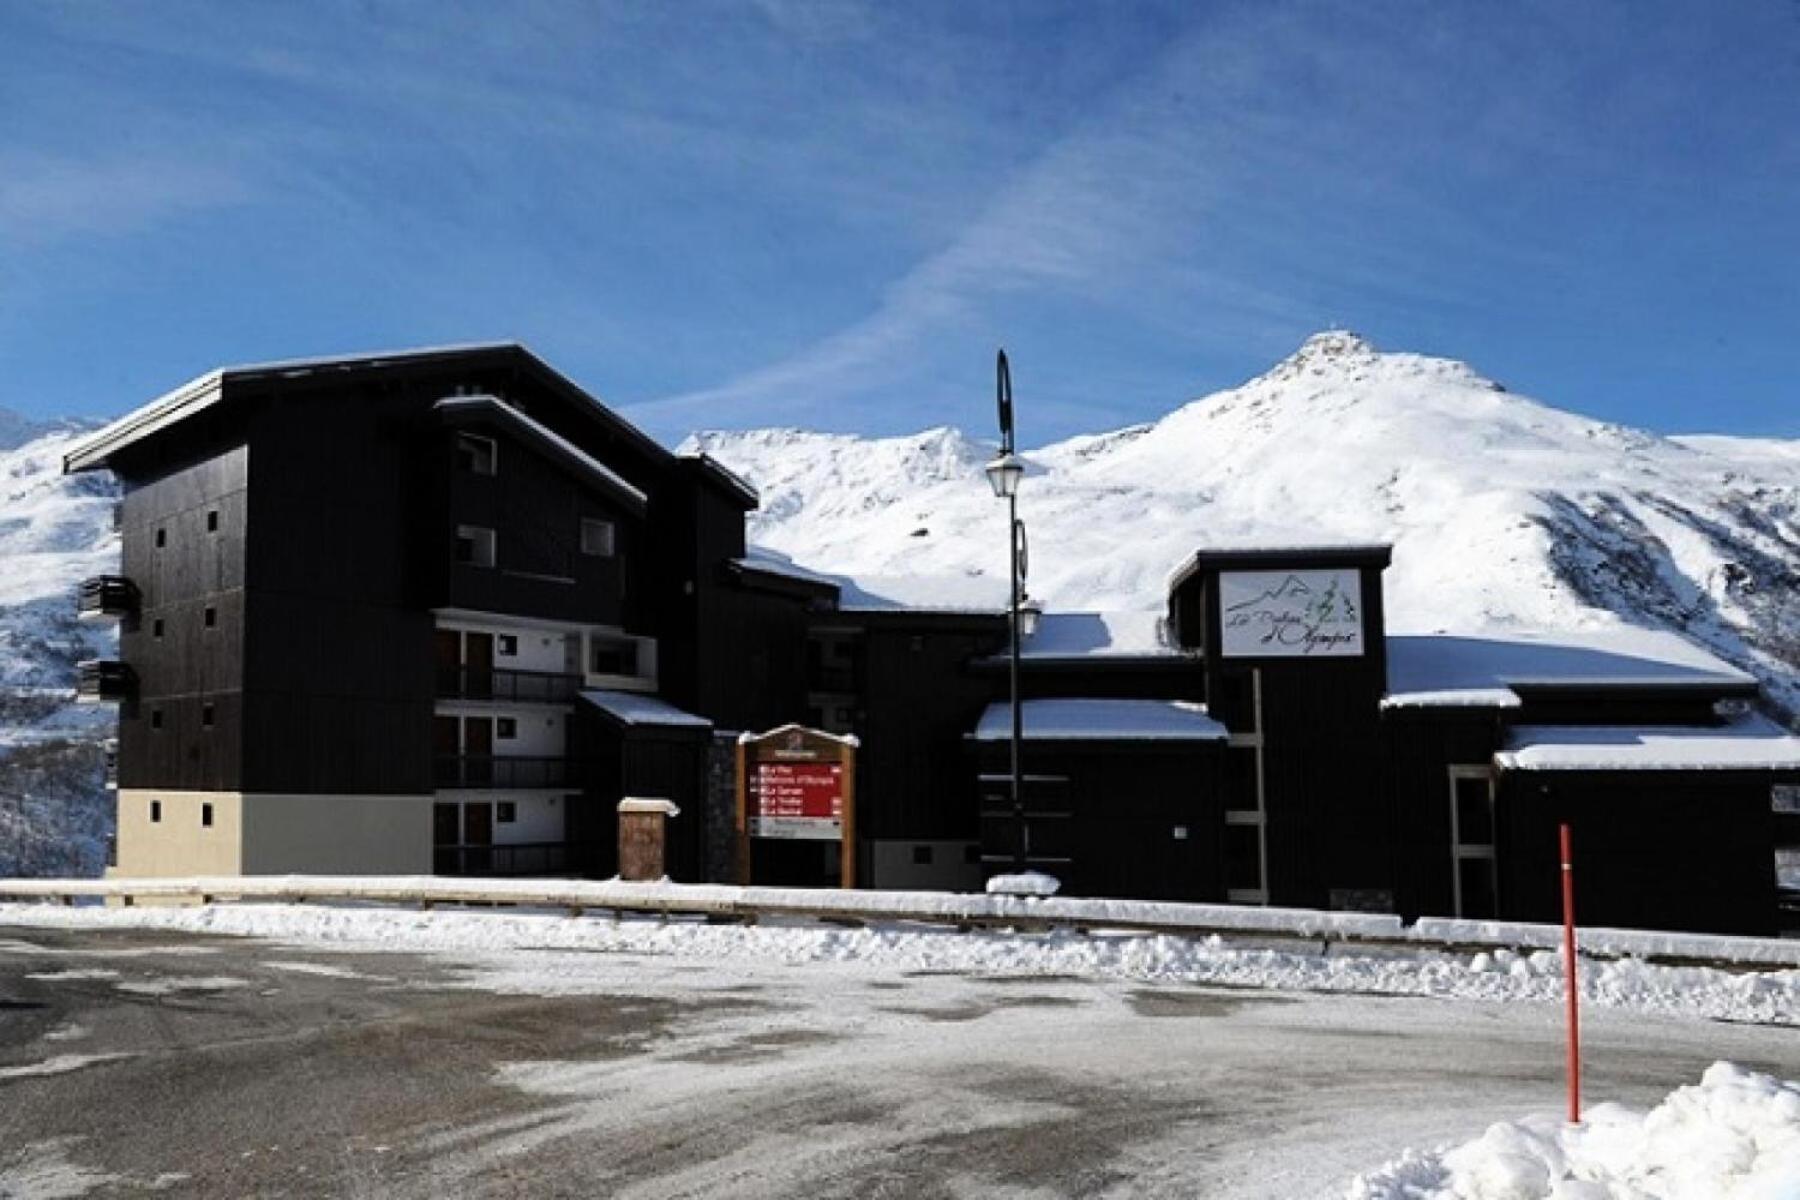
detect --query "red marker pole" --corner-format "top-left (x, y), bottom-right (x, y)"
top-left (1560, 821), bottom-right (1582, 1126)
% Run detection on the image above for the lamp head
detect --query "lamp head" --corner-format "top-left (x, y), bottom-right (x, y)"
top-left (984, 453), bottom-right (1024, 499)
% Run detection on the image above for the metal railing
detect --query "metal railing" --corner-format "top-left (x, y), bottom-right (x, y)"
top-left (77, 576), bottom-right (140, 621)
top-left (76, 660), bottom-right (135, 703)
top-left (433, 755), bottom-right (584, 790)
top-left (436, 666), bottom-right (581, 704)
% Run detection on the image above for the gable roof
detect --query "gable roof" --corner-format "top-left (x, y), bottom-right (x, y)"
top-left (436, 395), bottom-right (647, 516)
top-left (64, 342), bottom-right (670, 475)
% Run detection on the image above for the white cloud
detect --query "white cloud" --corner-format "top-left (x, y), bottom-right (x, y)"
top-left (0, 154), bottom-right (251, 245)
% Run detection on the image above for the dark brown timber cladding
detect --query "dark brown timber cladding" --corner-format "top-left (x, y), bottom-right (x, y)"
top-left (1496, 771), bottom-right (1779, 936)
top-left (1381, 710), bottom-right (1506, 919)
top-left (848, 614), bottom-right (1007, 843)
top-left (113, 429), bottom-right (250, 792)
top-left (240, 379), bottom-right (437, 795)
top-left (974, 740), bottom-right (1226, 901)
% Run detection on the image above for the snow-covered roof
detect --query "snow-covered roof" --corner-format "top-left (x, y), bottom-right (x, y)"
top-left (579, 690), bottom-right (712, 729)
top-left (436, 395), bottom-right (647, 515)
top-left (731, 547), bottom-right (840, 592)
top-left (1383, 628), bottom-right (1756, 710)
top-left (973, 699), bottom-right (1227, 742)
top-left (65, 343), bottom-right (669, 474)
top-left (1496, 714), bottom-right (1800, 773)
top-left (1019, 611), bottom-right (1184, 660)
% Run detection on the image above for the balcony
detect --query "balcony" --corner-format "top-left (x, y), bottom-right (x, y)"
top-left (76, 660), bottom-right (135, 704)
top-left (77, 575), bottom-right (140, 623)
top-left (436, 666), bottom-right (581, 705)
top-left (433, 840), bottom-right (602, 877)
top-left (433, 755), bottom-right (585, 790)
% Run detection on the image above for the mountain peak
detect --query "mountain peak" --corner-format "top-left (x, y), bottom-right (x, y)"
top-left (1291, 329), bottom-right (1379, 361)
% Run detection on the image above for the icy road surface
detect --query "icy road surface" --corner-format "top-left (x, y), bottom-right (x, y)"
top-left (1, 922), bottom-right (1796, 1198)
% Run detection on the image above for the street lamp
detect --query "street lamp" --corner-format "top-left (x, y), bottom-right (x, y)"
top-left (988, 349), bottom-right (1030, 872)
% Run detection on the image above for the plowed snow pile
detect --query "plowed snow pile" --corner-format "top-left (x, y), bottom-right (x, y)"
top-left (1347, 1062), bottom-right (1800, 1199)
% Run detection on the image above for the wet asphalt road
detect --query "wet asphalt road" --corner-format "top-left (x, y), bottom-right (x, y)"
top-left (2, 922), bottom-right (1797, 1199)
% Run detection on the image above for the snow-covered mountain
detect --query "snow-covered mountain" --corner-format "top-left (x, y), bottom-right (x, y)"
top-left (0, 410), bottom-right (117, 876)
top-left (687, 332), bottom-right (1800, 723)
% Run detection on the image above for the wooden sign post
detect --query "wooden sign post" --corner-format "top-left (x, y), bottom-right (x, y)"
top-left (736, 724), bottom-right (858, 888)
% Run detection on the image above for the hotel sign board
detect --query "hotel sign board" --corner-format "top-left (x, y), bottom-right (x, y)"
top-left (1218, 568), bottom-right (1364, 658)
top-left (736, 724), bottom-right (858, 886)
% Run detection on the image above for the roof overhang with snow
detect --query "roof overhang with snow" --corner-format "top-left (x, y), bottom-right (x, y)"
top-left (437, 395), bottom-right (647, 516)
top-left (1383, 629), bottom-right (1758, 711)
top-left (64, 342), bottom-right (669, 475)
top-left (972, 610), bottom-right (1195, 668)
top-left (1494, 714), bottom-right (1800, 775)
top-left (972, 698), bottom-right (1228, 743)
top-left (579, 690), bottom-right (713, 730)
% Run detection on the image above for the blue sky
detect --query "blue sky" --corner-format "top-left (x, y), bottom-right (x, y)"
top-left (3, 1), bottom-right (1797, 446)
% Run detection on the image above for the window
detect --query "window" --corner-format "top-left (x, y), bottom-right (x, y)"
top-left (454, 525), bottom-right (496, 569)
top-left (496, 801), bottom-right (517, 824)
top-left (204, 606), bottom-right (217, 629)
top-left (150, 800), bottom-right (162, 823)
top-left (911, 845), bottom-right (934, 866)
top-left (201, 803), bottom-right (213, 828)
top-left (580, 518), bottom-right (616, 557)
top-left (497, 634), bottom-right (518, 657)
top-left (202, 703), bottom-right (215, 728)
top-left (206, 509), bottom-right (219, 533)
top-left (456, 433), bottom-right (497, 476)
top-left (590, 637), bottom-right (638, 676)
top-left (155, 528), bottom-right (166, 548)
top-left (150, 709), bottom-right (163, 731)
top-left (152, 618), bottom-right (164, 639)
top-left (1449, 768), bottom-right (1498, 919)
top-left (496, 717), bottom-right (517, 740)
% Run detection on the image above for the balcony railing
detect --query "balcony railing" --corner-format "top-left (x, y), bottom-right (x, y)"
top-left (433, 755), bottom-right (585, 790)
top-left (436, 666), bottom-right (581, 704)
top-left (76, 660), bottom-right (135, 703)
top-left (433, 840), bottom-right (602, 877)
top-left (77, 575), bottom-right (140, 622)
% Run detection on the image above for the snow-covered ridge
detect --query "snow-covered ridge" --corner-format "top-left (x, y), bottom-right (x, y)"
top-left (692, 333), bottom-right (1800, 723)
top-left (0, 408), bottom-right (117, 876)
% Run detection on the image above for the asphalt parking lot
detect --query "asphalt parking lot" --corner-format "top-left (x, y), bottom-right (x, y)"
top-left (2, 922), bottom-right (1796, 1198)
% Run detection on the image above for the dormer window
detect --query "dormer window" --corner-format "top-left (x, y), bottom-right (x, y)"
top-left (456, 433), bottom-right (497, 476)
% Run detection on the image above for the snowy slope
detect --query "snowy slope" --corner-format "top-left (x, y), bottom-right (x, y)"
top-left (0, 411), bottom-right (117, 876)
top-left (686, 332), bottom-right (1800, 722)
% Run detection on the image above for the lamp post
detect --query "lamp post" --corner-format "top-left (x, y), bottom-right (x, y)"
top-left (985, 350), bottom-right (1030, 871)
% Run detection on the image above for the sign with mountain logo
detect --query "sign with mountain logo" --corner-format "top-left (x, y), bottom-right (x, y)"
top-left (1218, 569), bottom-right (1364, 658)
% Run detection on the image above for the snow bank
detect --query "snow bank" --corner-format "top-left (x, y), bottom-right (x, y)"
top-left (1347, 1062), bottom-right (1800, 1199)
top-left (4, 900), bottom-right (1798, 1026)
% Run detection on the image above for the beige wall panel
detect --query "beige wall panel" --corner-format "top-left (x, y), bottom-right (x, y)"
top-left (113, 790), bottom-right (243, 877)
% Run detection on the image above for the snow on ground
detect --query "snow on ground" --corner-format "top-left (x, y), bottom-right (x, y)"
top-left (4, 900), bottom-right (1798, 1026)
top-left (1348, 1062), bottom-right (1800, 1200)
top-left (0, 1052), bottom-right (134, 1081)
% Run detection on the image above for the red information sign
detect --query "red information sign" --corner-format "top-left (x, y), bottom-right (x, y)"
top-left (753, 762), bottom-right (844, 827)
top-left (737, 726), bottom-right (858, 872)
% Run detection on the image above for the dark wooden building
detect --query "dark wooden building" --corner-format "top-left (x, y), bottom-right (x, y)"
top-left (69, 345), bottom-right (1800, 935)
